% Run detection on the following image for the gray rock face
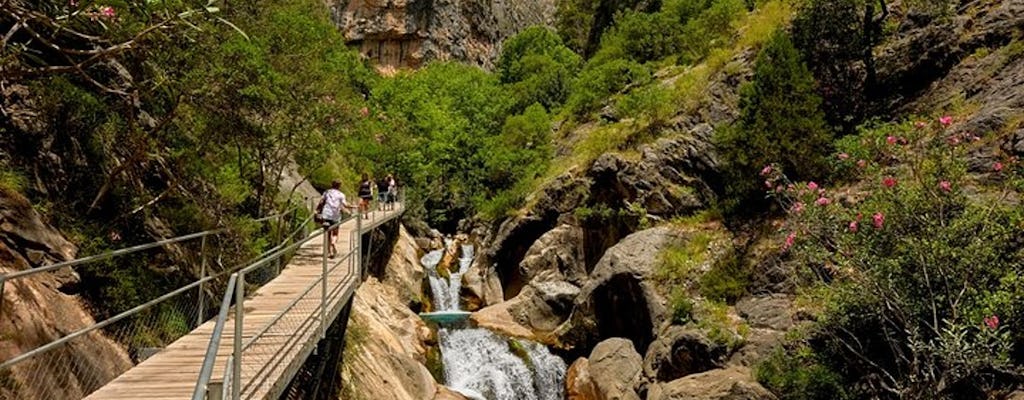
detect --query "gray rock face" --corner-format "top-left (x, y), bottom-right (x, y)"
top-left (587, 124), bottom-right (720, 217)
top-left (589, 338), bottom-right (644, 400)
top-left (646, 367), bottom-right (776, 400)
top-left (643, 326), bottom-right (727, 383)
top-left (734, 294), bottom-right (794, 331)
top-left (520, 224), bottom-right (587, 286)
top-left (329, 0), bottom-right (556, 70)
top-left (558, 227), bottom-right (682, 355)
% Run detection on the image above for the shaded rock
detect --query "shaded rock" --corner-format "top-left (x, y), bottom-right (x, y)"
top-left (734, 294), bottom-right (794, 331)
top-left (460, 259), bottom-right (504, 311)
top-left (727, 328), bottom-right (785, 368)
top-left (646, 367), bottom-right (776, 400)
top-left (1007, 391), bottom-right (1024, 400)
top-left (0, 189), bottom-right (131, 400)
top-left (589, 338), bottom-right (643, 400)
top-left (566, 358), bottom-right (601, 400)
top-left (643, 326), bottom-right (727, 383)
top-left (484, 170), bottom-right (591, 298)
top-left (519, 224), bottom-right (587, 286)
top-left (558, 227), bottom-right (682, 355)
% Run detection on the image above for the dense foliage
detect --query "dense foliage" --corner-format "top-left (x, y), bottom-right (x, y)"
top-left (758, 118), bottom-right (1024, 399)
top-left (716, 29), bottom-right (832, 213)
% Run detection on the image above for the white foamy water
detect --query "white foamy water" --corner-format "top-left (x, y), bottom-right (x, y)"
top-left (422, 242), bottom-right (566, 400)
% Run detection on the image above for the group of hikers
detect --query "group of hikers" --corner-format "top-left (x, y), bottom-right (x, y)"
top-left (315, 173), bottom-right (397, 258)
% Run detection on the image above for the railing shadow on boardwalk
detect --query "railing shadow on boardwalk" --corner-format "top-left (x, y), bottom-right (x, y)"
top-left (0, 195), bottom-right (405, 400)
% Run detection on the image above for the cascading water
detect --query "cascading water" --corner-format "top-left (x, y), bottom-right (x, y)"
top-left (421, 243), bottom-right (566, 400)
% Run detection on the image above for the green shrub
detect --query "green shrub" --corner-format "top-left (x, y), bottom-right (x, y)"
top-left (756, 348), bottom-right (849, 400)
top-left (763, 116), bottom-right (1024, 398)
top-left (716, 29), bottom-right (831, 214)
top-left (698, 252), bottom-right (748, 303)
top-left (677, 0), bottom-right (746, 64)
top-left (567, 59), bottom-right (651, 115)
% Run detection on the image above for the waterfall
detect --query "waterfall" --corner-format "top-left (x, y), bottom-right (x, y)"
top-left (421, 242), bottom-right (566, 400)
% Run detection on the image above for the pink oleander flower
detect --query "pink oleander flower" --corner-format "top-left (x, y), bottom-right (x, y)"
top-left (994, 162), bottom-right (1004, 172)
top-left (848, 221), bottom-right (859, 233)
top-left (882, 177), bottom-right (897, 188)
top-left (886, 136), bottom-right (897, 145)
top-left (100, 6), bottom-right (115, 18)
top-left (939, 115), bottom-right (953, 126)
top-left (787, 184), bottom-right (795, 192)
top-left (984, 315), bottom-right (1000, 330)
top-left (792, 202), bottom-right (805, 213)
top-left (359, 107), bottom-right (370, 117)
top-left (760, 165), bottom-right (773, 176)
top-left (873, 212), bottom-right (885, 229)
top-left (838, 153), bottom-right (850, 160)
top-left (782, 232), bottom-right (796, 251)
top-left (939, 180), bottom-right (952, 192)
top-left (816, 197), bottom-right (831, 206)
top-left (807, 181), bottom-right (819, 191)
top-left (914, 121), bottom-right (927, 129)
top-left (947, 135), bottom-right (961, 146)
top-left (765, 180), bottom-right (773, 188)
top-left (857, 159), bottom-right (867, 168)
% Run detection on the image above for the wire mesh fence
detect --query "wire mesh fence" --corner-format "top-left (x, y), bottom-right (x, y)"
top-left (0, 207), bottom-right (312, 400)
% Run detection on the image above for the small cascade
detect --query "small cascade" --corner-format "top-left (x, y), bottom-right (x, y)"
top-left (421, 240), bottom-right (566, 400)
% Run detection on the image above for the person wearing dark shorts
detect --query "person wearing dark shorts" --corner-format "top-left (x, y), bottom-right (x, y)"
top-left (358, 174), bottom-right (373, 219)
top-left (377, 176), bottom-right (389, 211)
top-left (315, 180), bottom-right (353, 258)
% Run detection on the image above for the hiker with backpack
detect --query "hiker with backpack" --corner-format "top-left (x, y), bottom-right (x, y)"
top-left (316, 180), bottom-right (354, 258)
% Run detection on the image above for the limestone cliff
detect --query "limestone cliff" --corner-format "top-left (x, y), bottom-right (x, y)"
top-left (329, 0), bottom-right (557, 71)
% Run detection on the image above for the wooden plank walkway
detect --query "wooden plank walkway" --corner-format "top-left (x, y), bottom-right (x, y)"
top-left (84, 206), bottom-right (403, 400)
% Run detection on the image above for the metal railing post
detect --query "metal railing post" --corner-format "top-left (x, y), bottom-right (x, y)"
top-left (356, 216), bottom-right (362, 281)
top-left (197, 235), bottom-right (207, 327)
top-left (232, 272), bottom-right (244, 400)
top-left (0, 275), bottom-right (6, 321)
top-left (207, 380), bottom-right (224, 400)
top-left (320, 225), bottom-right (328, 340)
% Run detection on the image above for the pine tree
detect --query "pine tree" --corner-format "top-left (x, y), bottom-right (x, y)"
top-left (717, 29), bottom-right (832, 212)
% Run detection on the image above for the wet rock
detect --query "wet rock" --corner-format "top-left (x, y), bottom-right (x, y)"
top-left (643, 326), bottom-right (727, 383)
top-left (519, 224), bottom-right (587, 286)
top-left (460, 259), bottom-right (504, 311)
top-left (646, 367), bottom-right (776, 400)
top-left (589, 338), bottom-right (643, 400)
top-left (434, 386), bottom-right (470, 400)
top-left (566, 358), bottom-right (600, 400)
top-left (471, 280), bottom-right (580, 341)
top-left (558, 227), bottom-right (682, 355)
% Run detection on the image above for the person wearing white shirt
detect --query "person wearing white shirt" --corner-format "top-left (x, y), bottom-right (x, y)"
top-left (316, 180), bottom-right (354, 258)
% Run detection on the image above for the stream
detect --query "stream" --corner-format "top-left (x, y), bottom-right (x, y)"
top-left (421, 243), bottom-right (566, 400)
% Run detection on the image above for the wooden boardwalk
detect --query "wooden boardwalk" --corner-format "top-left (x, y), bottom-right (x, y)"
top-left (84, 207), bottom-right (403, 400)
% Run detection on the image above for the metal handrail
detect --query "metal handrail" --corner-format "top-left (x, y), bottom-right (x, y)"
top-left (191, 273), bottom-right (238, 400)
top-left (0, 207), bottom-right (304, 369)
top-left (190, 199), bottom-right (405, 400)
top-left (0, 207), bottom-right (300, 281)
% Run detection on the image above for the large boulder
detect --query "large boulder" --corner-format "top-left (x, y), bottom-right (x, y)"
top-left (589, 338), bottom-right (644, 400)
top-left (471, 280), bottom-right (580, 342)
top-left (558, 227), bottom-right (682, 355)
top-left (519, 224), bottom-right (588, 286)
top-left (646, 367), bottom-right (777, 400)
top-left (460, 259), bottom-right (504, 311)
top-left (643, 326), bottom-right (727, 383)
top-left (566, 358), bottom-right (601, 400)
